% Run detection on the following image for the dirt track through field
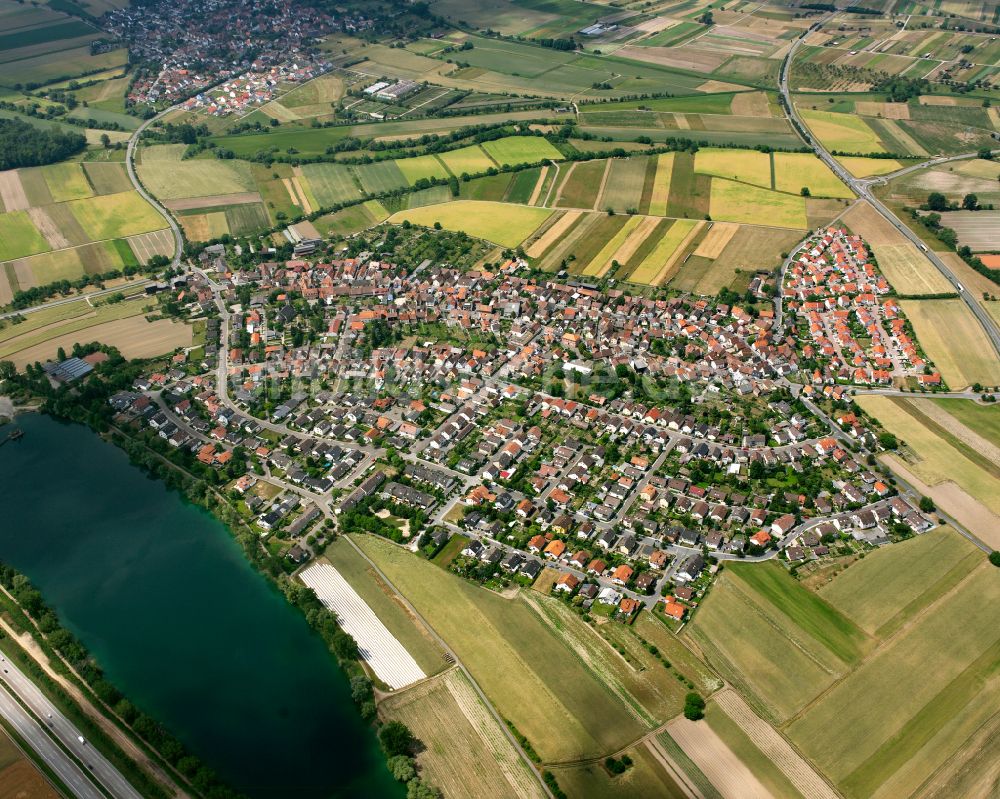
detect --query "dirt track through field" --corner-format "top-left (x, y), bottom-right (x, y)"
top-left (666, 716), bottom-right (772, 798)
top-left (526, 211), bottom-right (580, 257)
top-left (527, 166), bottom-right (548, 206)
top-left (714, 688), bottom-right (839, 799)
top-left (0, 171), bottom-right (29, 212)
top-left (594, 159), bottom-right (613, 210)
top-left (911, 400), bottom-right (1000, 466)
top-left (26, 206), bottom-right (70, 249)
top-left (645, 738), bottom-right (701, 799)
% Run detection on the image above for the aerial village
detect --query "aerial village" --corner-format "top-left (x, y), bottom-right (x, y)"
top-left (102, 229), bottom-right (936, 627)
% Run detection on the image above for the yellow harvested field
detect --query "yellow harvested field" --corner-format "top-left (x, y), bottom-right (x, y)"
top-left (872, 243), bottom-right (953, 295)
top-left (582, 215), bottom-right (644, 276)
top-left (694, 221), bottom-right (739, 258)
top-left (695, 148), bottom-right (772, 189)
top-left (899, 299), bottom-right (1000, 388)
top-left (380, 668), bottom-right (545, 799)
top-left (388, 201), bottom-right (552, 248)
top-left (629, 219), bottom-right (701, 284)
top-left (647, 153), bottom-right (674, 216)
top-left (181, 212), bottom-right (229, 242)
top-left (799, 108), bottom-right (886, 154)
top-left (837, 157), bottom-right (904, 178)
top-left (774, 153), bottom-right (853, 199)
top-left (665, 717), bottom-right (771, 799)
top-left (526, 210), bottom-right (579, 258)
top-left (881, 455), bottom-right (1000, 551)
top-left (856, 395), bottom-right (1000, 517)
top-left (730, 91), bottom-right (772, 117)
top-left (709, 179), bottom-right (807, 228)
top-left (5, 311), bottom-right (191, 368)
top-left (879, 118), bottom-right (928, 156)
top-left (842, 201), bottom-right (903, 245)
top-left (855, 101), bottom-right (910, 120)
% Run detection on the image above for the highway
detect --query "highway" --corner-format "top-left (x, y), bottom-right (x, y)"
top-left (125, 109), bottom-right (184, 269)
top-left (0, 652), bottom-right (142, 799)
top-left (778, 16), bottom-right (1000, 359)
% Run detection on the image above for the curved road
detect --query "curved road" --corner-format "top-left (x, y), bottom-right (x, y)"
top-left (779, 19), bottom-right (1000, 358)
top-left (126, 110), bottom-right (184, 269)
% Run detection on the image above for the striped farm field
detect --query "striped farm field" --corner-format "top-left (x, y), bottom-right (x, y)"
top-left (580, 215), bottom-right (644, 276)
top-left (597, 156), bottom-right (649, 213)
top-left (627, 218), bottom-right (702, 285)
top-left (709, 179), bottom-right (807, 228)
top-left (695, 148), bottom-right (772, 189)
top-left (647, 153), bottom-right (674, 216)
top-left (694, 221), bottom-right (739, 259)
top-left (300, 563), bottom-right (425, 690)
top-left (436, 144), bottom-right (495, 176)
top-left (553, 160), bottom-right (606, 209)
top-left (526, 210), bottom-right (580, 258)
top-left (595, 215), bottom-right (662, 277)
top-left (388, 200), bottom-right (552, 247)
top-left (395, 153), bottom-right (451, 186)
top-left (773, 153), bottom-right (853, 198)
top-left (353, 160), bottom-right (408, 194)
top-left (299, 163), bottom-right (362, 207)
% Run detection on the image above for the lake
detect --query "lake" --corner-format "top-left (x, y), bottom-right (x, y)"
top-left (0, 413), bottom-right (400, 798)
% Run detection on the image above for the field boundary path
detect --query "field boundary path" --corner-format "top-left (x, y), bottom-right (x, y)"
top-left (714, 688), bottom-right (840, 799)
top-left (779, 8), bottom-right (1000, 359)
top-left (125, 108), bottom-right (184, 269)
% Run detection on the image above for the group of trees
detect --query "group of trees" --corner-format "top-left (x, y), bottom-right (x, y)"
top-left (0, 117), bottom-right (86, 169)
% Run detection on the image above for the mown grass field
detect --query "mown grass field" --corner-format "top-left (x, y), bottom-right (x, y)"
top-left (818, 527), bottom-right (983, 637)
top-left (137, 160), bottom-right (257, 200)
top-left (355, 534), bottom-right (653, 762)
top-left (387, 200), bottom-right (552, 247)
top-left (0, 211), bottom-right (49, 260)
top-left (685, 562), bottom-right (869, 723)
top-left (436, 144), bottom-right (497, 176)
top-left (787, 563), bottom-right (1000, 799)
top-left (695, 149), bottom-right (772, 189)
top-left (773, 153), bottom-right (853, 198)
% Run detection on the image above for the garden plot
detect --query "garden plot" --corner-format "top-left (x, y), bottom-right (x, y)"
top-left (300, 563), bottom-right (426, 690)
